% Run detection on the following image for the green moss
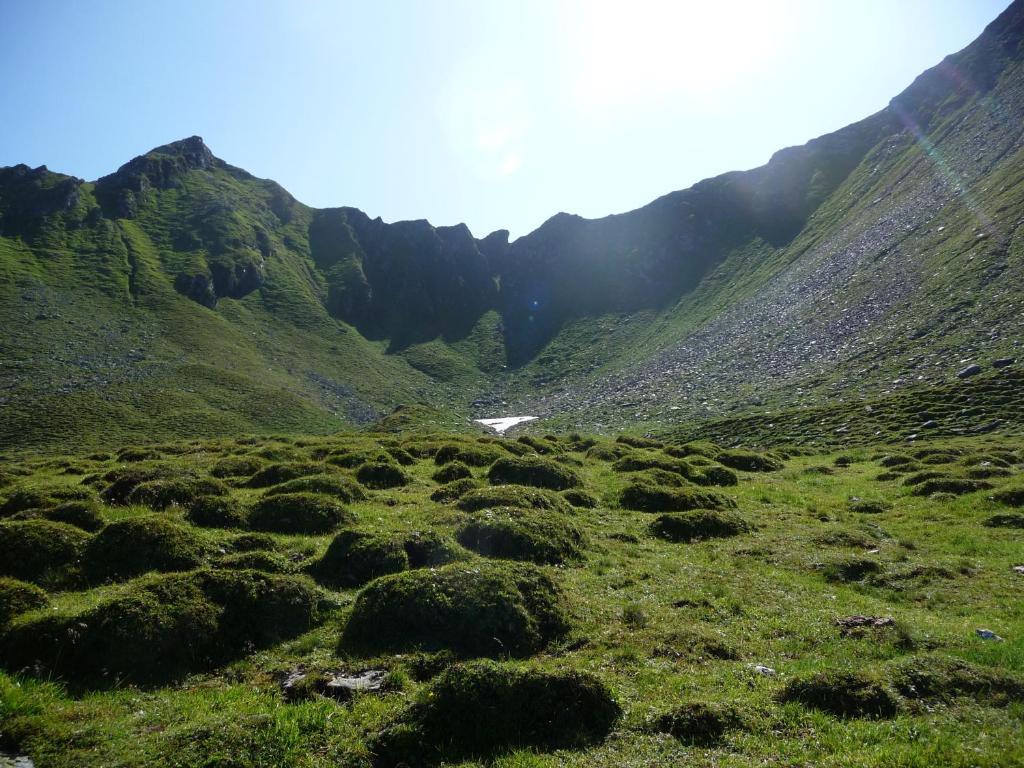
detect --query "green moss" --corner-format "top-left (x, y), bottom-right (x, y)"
top-left (457, 507), bottom-right (586, 564)
top-left (432, 461), bottom-right (471, 483)
top-left (0, 569), bottom-right (322, 686)
top-left (99, 464), bottom-right (181, 504)
top-left (778, 669), bottom-right (899, 718)
top-left (983, 512), bottom-right (1024, 528)
top-left (563, 488), bottom-right (599, 508)
top-left (312, 530), bottom-right (409, 587)
top-left (126, 476), bottom-right (230, 509)
top-left (209, 455), bottom-right (266, 478)
top-left (620, 483), bottom-right (735, 512)
top-left (248, 492), bottom-right (354, 534)
top-left (911, 478), bottom-right (992, 496)
top-left (891, 655), bottom-right (1024, 706)
top-left (822, 556), bottom-right (883, 583)
top-left (434, 444), bottom-right (502, 467)
top-left (85, 515), bottom-right (211, 581)
top-left (187, 495), bottom-right (248, 529)
top-left (261, 473), bottom-right (367, 502)
top-left (0, 483), bottom-right (97, 515)
top-left (715, 449), bottom-right (784, 472)
top-left (214, 551), bottom-right (293, 574)
top-left (429, 477), bottom-right (479, 503)
top-left (372, 661), bottom-right (620, 766)
top-left (992, 484), bottom-right (1024, 507)
top-left (0, 520), bottom-right (91, 584)
top-left (355, 462), bottom-right (410, 489)
top-left (243, 462), bottom-right (327, 488)
top-left (650, 510), bottom-right (750, 542)
top-left (341, 561), bottom-right (569, 658)
top-left (457, 485), bottom-right (572, 514)
top-left (487, 456), bottom-right (582, 490)
top-left (654, 701), bottom-right (741, 745)
top-left (0, 577), bottom-right (48, 626)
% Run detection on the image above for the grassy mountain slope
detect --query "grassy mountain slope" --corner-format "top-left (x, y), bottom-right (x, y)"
top-left (484, 1), bottom-right (1024, 434)
top-left (1, 2), bottom-right (1023, 451)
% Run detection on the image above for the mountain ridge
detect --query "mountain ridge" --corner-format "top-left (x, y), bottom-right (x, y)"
top-left (1, 0), bottom-right (1022, 449)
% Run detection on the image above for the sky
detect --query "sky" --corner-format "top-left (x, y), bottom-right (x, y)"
top-left (0, 0), bottom-right (1010, 239)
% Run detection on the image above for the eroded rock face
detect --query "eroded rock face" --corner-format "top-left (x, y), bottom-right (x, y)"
top-left (308, 208), bottom-right (497, 344)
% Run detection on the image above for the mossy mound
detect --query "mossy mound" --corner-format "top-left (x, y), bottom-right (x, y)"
top-left (0, 484), bottom-right (98, 516)
top-left (487, 456), bottom-right (581, 491)
top-left (262, 474), bottom-right (367, 503)
top-left (0, 577), bottom-right (48, 626)
top-left (778, 670), bottom-right (898, 718)
top-left (650, 510), bottom-right (750, 542)
top-left (433, 444), bottom-right (502, 467)
top-left (457, 507), bottom-right (586, 565)
top-left (848, 498), bottom-right (892, 514)
top-left (230, 532), bottom-right (278, 552)
top-left (822, 557), bottom-right (883, 583)
top-left (630, 468), bottom-right (688, 488)
top-left (85, 516), bottom-right (211, 581)
top-left (965, 465), bottom-right (1012, 479)
top-left (0, 520), bottom-right (92, 584)
top-left (665, 441), bottom-right (723, 459)
top-left (654, 702), bottom-right (741, 745)
top-left (312, 530), bottom-right (409, 587)
top-left (342, 561), bottom-right (569, 658)
top-left (457, 485), bottom-right (572, 515)
top-left (878, 454), bottom-right (917, 469)
top-left (326, 450), bottom-right (394, 469)
top-left (243, 462), bottom-right (327, 488)
top-left (38, 500), bottom-right (105, 531)
top-left (902, 470), bottom-right (950, 486)
top-left (616, 435), bottom-right (664, 449)
top-left (99, 464), bottom-right (181, 504)
top-left (891, 655), bottom-right (1024, 706)
top-left (911, 478), bottom-right (992, 496)
top-left (716, 449), bottom-right (784, 472)
top-left (0, 569), bottom-right (322, 686)
top-left (585, 444), bottom-right (623, 461)
top-left (654, 627), bottom-right (739, 661)
top-left (694, 465), bottom-right (739, 487)
top-left (612, 451), bottom-right (691, 476)
top-left (401, 530), bottom-right (464, 568)
top-left (432, 461), bottom-right (472, 483)
top-left (386, 446), bottom-right (417, 466)
top-left (430, 477), bottom-right (479, 503)
top-left (116, 447), bottom-right (163, 462)
top-left (563, 488), bottom-right (599, 508)
top-left (248, 492), bottom-right (354, 534)
top-left (992, 485), bottom-right (1024, 507)
top-left (517, 435), bottom-right (559, 454)
top-left (620, 483), bottom-right (734, 513)
top-left (215, 551), bottom-right (294, 574)
top-left (209, 455), bottom-right (266, 478)
top-left (356, 462), bottom-right (411, 489)
top-left (372, 661), bottom-right (620, 766)
top-left (126, 476), bottom-right (231, 510)
top-left (188, 496), bottom-right (248, 529)
top-left (983, 512), bottom-right (1024, 528)
top-left (7, 499), bottom-right (105, 532)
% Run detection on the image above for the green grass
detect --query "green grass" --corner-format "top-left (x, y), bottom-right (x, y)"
top-left (1, 427), bottom-right (1022, 766)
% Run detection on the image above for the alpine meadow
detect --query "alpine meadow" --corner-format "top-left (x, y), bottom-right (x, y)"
top-left (1, 2), bottom-right (1024, 767)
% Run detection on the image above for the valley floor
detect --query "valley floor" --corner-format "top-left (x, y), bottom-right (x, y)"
top-left (1, 428), bottom-right (1022, 767)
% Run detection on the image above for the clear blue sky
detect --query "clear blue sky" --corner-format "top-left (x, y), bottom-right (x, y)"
top-left (0, 0), bottom-right (1009, 238)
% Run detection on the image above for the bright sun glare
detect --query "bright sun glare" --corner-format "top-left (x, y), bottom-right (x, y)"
top-left (570, 0), bottom-right (791, 114)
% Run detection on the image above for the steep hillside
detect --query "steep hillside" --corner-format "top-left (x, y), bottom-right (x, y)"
top-left (487, 0), bottom-right (1024, 433)
top-left (1, 1), bottom-right (1023, 450)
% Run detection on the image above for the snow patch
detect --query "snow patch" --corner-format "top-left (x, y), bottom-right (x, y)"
top-left (475, 416), bottom-right (538, 434)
